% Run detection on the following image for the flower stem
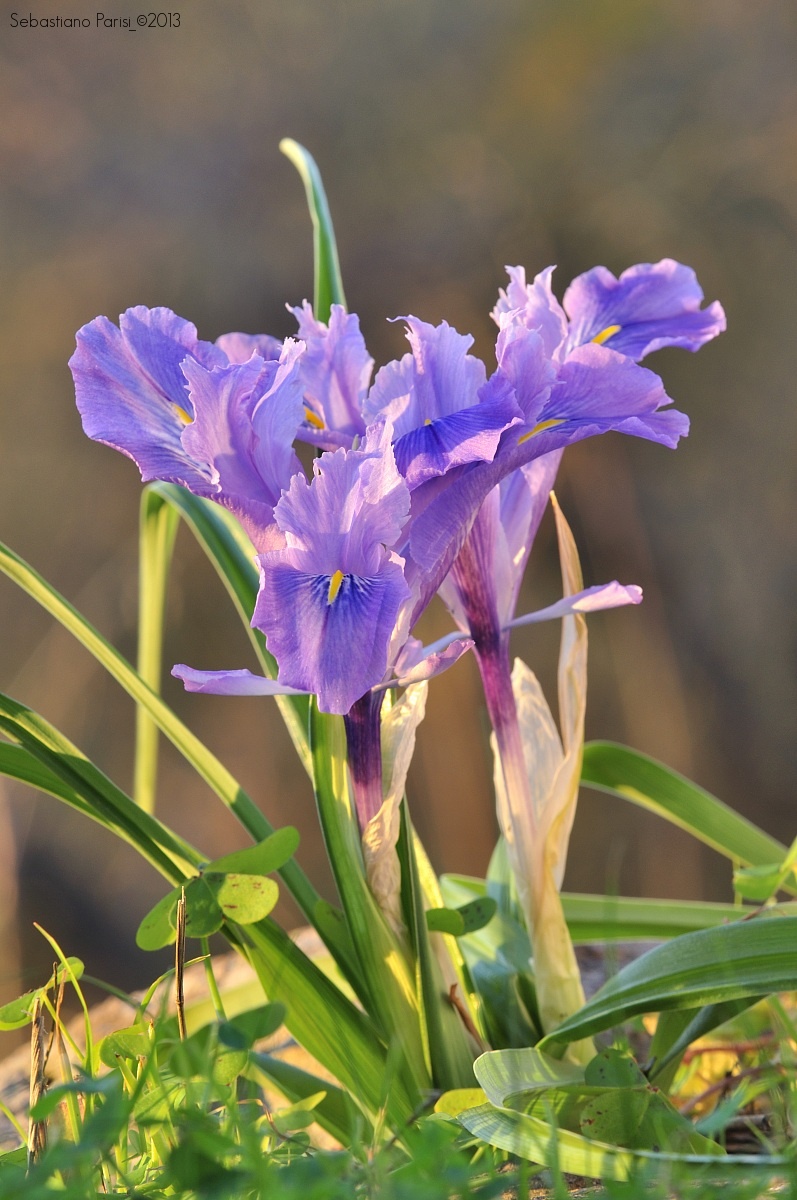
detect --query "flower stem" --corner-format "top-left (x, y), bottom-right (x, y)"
top-left (343, 690), bottom-right (384, 831)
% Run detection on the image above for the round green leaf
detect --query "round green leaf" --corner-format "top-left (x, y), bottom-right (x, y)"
top-left (184, 876), bottom-right (224, 937)
top-left (206, 826), bottom-right (300, 877)
top-left (218, 1002), bottom-right (286, 1050)
top-left (136, 888), bottom-right (180, 950)
top-left (100, 1025), bottom-right (153, 1068)
top-left (0, 990), bottom-right (38, 1030)
top-left (205, 872), bottom-right (279, 924)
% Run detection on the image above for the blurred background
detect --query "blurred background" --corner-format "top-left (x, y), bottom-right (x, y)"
top-left (1, 0), bottom-right (796, 1019)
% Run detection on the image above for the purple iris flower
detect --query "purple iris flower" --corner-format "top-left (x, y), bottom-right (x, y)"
top-left (492, 258), bottom-right (726, 361)
top-left (289, 301), bottom-right (371, 450)
top-left (70, 306), bottom-right (307, 551)
top-left (364, 317), bottom-right (523, 489)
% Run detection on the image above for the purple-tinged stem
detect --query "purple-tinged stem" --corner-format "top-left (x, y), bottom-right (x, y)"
top-left (343, 690), bottom-right (384, 832)
top-left (449, 535), bottom-right (538, 842)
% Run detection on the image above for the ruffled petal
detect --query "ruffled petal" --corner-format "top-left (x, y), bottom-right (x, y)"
top-left (392, 383), bottom-right (521, 488)
top-left (492, 265), bottom-right (568, 358)
top-left (289, 301), bottom-right (370, 445)
top-left (253, 554), bottom-right (411, 713)
top-left (392, 633), bottom-right (474, 686)
top-left (274, 421), bottom-right (410, 573)
top-left (562, 259), bottom-right (726, 359)
top-left (215, 331), bottom-right (283, 363)
top-left (365, 317), bottom-right (486, 434)
top-left (70, 309), bottom-right (214, 491)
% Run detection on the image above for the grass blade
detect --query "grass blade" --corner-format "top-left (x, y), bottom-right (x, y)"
top-left (581, 742), bottom-right (786, 869)
top-left (280, 139), bottom-right (346, 321)
top-left (0, 539), bottom-right (320, 923)
top-left (0, 692), bottom-right (199, 882)
top-left (134, 486), bottom-right (179, 813)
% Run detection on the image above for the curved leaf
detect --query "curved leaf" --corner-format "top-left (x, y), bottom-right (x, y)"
top-left (0, 540), bottom-right (320, 924)
top-left (540, 915), bottom-right (797, 1047)
top-left (581, 742), bottom-right (787, 870)
top-left (279, 138), bottom-right (346, 321)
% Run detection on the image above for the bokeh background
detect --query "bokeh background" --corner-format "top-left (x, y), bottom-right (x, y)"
top-left (1, 0), bottom-right (796, 1017)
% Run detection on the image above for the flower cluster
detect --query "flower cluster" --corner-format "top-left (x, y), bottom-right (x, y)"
top-left (70, 259), bottom-right (724, 718)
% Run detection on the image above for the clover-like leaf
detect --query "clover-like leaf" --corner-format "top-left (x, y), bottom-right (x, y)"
top-left (217, 1002), bottom-right (285, 1051)
top-left (206, 827), bottom-right (300, 877)
top-left (426, 896), bottom-right (497, 936)
top-left (136, 889), bottom-right (181, 950)
top-left (100, 1025), bottom-right (153, 1068)
top-left (204, 873), bottom-right (279, 924)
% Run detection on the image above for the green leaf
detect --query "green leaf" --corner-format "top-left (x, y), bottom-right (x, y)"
top-left (397, 804), bottom-right (477, 1092)
top-left (440, 874), bottom-right (541, 1050)
top-left (252, 1051), bottom-right (367, 1146)
top-left (0, 991), bottom-right (39, 1030)
top-left (99, 1025), bottom-right (153, 1068)
top-left (579, 1088), bottom-right (650, 1149)
top-left (217, 1002), bottom-right (285, 1050)
top-left (184, 876), bottom-right (224, 937)
top-left (540, 915), bottom-right (797, 1048)
top-left (0, 540), bottom-right (322, 922)
top-left (457, 1103), bottom-right (764, 1180)
top-left (207, 826), bottom-right (299, 877)
top-left (204, 872), bottom-right (279, 924)
top-left (584, 1048), bottom-right (647, 1088)
top-left (648, 999), bottom-right (762, 1087)
top-left (134, 484), bottom-right (180, 814)
top-left (136, 888), bottom-right (181, 950)
top-left (0, 957), bottom-right (85, 1029)
top-left (280, 139), bottom-right (346, 322)
top-left (426, 897), bottom-right (497, 937)
top-left (443, 874), bottom-right (762, 941)
top-left (243, 918), bottom-right (416, 1128)
top-left (0, 693), bottom-right (199, 884)
top-left (581, 742), bottom-right (787, 872)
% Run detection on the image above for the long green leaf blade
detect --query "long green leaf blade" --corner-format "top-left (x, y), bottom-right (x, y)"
top-left (280, 139), bottom-right (346, 322)
top-left (0, 693), bottom-right (199, 883)
top-left (456, 1103), bottom-right (787, 1180)
top-left (443, 874), bottom-right (760, 941)
top-left (581, 742), bottom-right (786, 867)
top-left (134, 485), bottom-right (179, 812)
top-left (0, 539), bottom-right (319, 922)
top-left (253, 1051), bottom-right (368, 1146)
top-left (242, 920), bottom-right (415, 1128)
top-left (540, 915), bottom-right (797, 1048)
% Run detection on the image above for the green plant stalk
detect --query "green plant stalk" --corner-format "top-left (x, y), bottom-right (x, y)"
top-left (309, 702), bottom-right (430, 1100)
top-left (134, 485), bottom-right (180, 813)
top-left (239, 918), bottom-right (416, 1129)
top-left (397, 801), bottom-right (477, 1090)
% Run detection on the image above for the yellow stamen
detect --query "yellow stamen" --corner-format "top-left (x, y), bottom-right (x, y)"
top-left (518, 418), bottom-right (564, 445)
top-left (174, 404), bottom-right (193, 425)
top-left (591, 323), bottom-right (621, 346)
top-left (304, 406), bottom-right (325, 430)
top-left (327, 569), bottom-right (345, 604)
top-left (424, 418), bottom-right (433, 426)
